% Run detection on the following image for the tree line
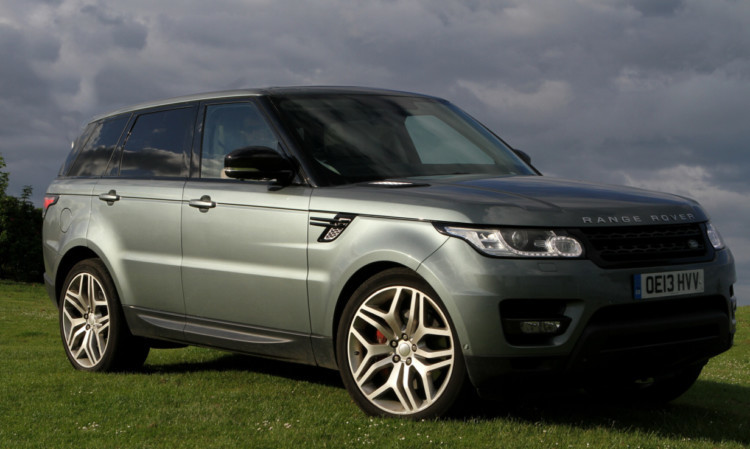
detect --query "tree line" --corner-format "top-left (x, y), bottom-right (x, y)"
top-left (0, 153), bottom-right (44, 282)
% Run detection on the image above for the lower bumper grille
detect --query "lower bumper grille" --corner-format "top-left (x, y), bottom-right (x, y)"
top-left (567, 296), bottom-right (732, 378)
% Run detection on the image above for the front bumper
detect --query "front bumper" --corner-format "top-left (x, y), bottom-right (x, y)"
top-left (417, 238), bottom-right (737, 390)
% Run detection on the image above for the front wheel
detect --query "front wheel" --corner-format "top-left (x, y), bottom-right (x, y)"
top-left (59, 258), bottom-right (149, 372)
top-left (336, 269), bottom-right (466, 418)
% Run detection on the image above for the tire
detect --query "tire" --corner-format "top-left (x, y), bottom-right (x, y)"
top-left (336, 268), bottom-right (466, 418)
top-left (587, 363), bottom-right (705, 405)
top-left (59, 259), bottom-right (150, 372)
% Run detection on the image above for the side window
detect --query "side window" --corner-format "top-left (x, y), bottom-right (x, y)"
top-left (64, 116), bottom-right (128, 177)
top-left (405, 115), bottom-right (493, 164)
top-left (201, 103), bottom-right (279, 179)
top-left (119, 108), bottom-right (194, 178)
top-left (60, 122), bottom-right (96, 176)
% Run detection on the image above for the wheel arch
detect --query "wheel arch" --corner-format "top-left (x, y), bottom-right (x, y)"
top-left (53, 246), bottom-right (105, 306)
top-left (330, 261), bottom-right (407, 353)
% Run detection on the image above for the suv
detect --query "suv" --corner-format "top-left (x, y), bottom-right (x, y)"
top-left (43, 87), bottom-right (737, 418)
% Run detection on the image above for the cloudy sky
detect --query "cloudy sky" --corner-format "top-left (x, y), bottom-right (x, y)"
top-left (1, 0), bottom-right (748, 302)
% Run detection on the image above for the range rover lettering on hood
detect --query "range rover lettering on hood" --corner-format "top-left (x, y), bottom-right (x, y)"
top-left (582, 213), bottom-right (697, 224)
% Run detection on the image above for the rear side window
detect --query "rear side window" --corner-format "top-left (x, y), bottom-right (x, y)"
top-left (63, 116), bottom-right (129, 177)
top-left (60, 122), bottom-right (95, 176)
top-left (118, 107), bottom-right (195, 178)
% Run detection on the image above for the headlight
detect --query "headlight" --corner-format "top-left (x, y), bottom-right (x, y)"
top-left (437, 225), bottom-right (584, 258)
top-left (706, 222), bottom-right (725, 250)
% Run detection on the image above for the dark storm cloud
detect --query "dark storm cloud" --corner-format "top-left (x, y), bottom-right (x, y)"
top-left (93, 65), bottom-right (172, 108)
top-left (0, 25), bottom-right (59, 103)
top-left (79, 4), bottom-right (147, 50)
top-left (0, 0), bottom-right (748, 300)
top-left (2, 0), bottom-right (749, 187)
top-left (0, 21), bottom-right (72, 184)
top-left (622, 0), bottom-right (686, 17)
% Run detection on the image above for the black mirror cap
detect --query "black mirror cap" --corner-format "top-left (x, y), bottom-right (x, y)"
top-left (224, 146), bottom-right (295, 184)
top-left (512, 148), bottom-right (542, 175)
top-left (512, 148), bottom-right (532, 165)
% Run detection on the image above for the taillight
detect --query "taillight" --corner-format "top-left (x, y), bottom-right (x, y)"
top-left (43, 195), bottom-right (59, 217)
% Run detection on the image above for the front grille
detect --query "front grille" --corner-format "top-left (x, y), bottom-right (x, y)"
top-left (577, 223), bottom-right (713, 268)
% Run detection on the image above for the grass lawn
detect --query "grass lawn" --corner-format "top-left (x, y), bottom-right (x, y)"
top-left (1, 280), bottom-right (748, 448)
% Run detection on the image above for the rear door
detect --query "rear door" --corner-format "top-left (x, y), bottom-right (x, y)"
top-left (90, 105), bottom-right (196, 333)
top-left (181, 100), bottom-right (313, 361)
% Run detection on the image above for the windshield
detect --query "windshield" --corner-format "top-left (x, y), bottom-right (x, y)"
top-left (270, 94), bottom-right (535, 185)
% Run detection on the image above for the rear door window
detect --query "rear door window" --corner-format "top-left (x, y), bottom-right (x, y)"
top-left (118, 107), bottom-right (195, 178)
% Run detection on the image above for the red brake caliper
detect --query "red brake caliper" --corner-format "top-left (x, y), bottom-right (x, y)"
top-left (376, 330), bottom-right (387, 345)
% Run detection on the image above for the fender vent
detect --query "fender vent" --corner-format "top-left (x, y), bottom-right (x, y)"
top-left (310, 214), bottom-right (356, 242)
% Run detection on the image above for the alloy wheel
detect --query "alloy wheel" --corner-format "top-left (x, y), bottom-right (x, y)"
top-left (61, 272), bottom-right (111, 369)
top-left (346, 285), bottom-right (456, 415)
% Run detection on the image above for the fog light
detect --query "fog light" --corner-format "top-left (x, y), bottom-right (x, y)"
top-left (519, 320), bottom-right (563, 334)
top-left (501, 308), bottom-right (572, 345)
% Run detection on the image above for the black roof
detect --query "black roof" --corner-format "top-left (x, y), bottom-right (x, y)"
top-left (92, 86), bottom-right (432, 121)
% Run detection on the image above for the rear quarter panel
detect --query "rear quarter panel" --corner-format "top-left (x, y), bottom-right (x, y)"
top-left (43, 178), bottom-right (98, 302)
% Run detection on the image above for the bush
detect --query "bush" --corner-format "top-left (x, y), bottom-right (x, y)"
top-left (0, 154), bottom-right (44, 282)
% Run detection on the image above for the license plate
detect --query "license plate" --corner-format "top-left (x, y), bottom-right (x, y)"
top-left (634, 269), bottom-right (704, 299)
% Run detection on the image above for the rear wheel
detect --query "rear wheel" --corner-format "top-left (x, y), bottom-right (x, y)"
top-left (59, 259), bottom-right (149, 372)
top-left (337, 268), bottom-right (466, 418)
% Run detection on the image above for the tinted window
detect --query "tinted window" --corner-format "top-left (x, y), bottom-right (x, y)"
top-left (66, 116), bottom-right (129, 177)
top-left (60, 122), bottom-right (97, 177)
top-left (405, 115), bottom-right (493, 164)
top-left (201, 103), bottom-right (279, 179)
top-left (119, 108), bottom-right (194, 178)
top-left (272, 95), bottom-right (534, 184)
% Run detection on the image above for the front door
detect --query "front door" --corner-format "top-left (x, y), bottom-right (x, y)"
top-left (181, 101), bottom-right (313, 361)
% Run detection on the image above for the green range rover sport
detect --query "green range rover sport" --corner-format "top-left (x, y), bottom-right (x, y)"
top-left (42, 87), bottom-right (737, 418)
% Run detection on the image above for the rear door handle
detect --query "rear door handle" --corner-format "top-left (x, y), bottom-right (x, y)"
top-left (98, 190), bottom-right (120, 205)
top-left (189, 195), bottom-right (216, 212)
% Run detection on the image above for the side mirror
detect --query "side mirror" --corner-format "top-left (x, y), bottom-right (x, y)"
top-left (512, 148), bottom-right (532, 165)
top-left (512, 148), bottom-right (542, 175)
top-left (224, 147), bottom-right (295, 184)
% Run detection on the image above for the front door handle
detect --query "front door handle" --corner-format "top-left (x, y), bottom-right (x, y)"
top-left (98, 190), bottom-right (120, 205)
top-left (189, 195), bottom-right (216, 212)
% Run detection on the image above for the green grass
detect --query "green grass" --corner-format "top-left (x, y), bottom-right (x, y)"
top-left (1, 280), bottom-right (748, 448)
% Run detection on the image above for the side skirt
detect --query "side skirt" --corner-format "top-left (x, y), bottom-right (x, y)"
top-left (123, 305), bottom-right (316, 365)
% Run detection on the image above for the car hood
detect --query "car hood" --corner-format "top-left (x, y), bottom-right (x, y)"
top-left (309, 175), bottom-right (707, 227)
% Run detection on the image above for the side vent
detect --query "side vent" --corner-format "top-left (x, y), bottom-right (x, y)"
top-left (310, 214), bottom-right (356, 242)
